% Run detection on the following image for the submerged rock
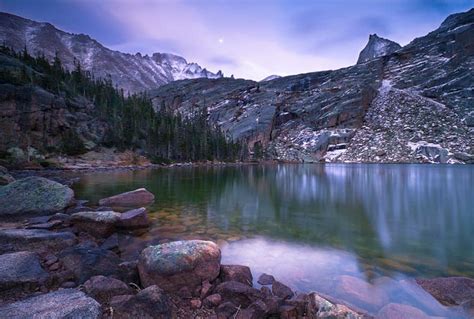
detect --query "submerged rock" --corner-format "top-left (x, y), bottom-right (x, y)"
top-left (0, 251), bottom-right (48, 297)
top-left (0, 289), bottom-right (101, 319)
top-left (375, 303), bottom-right (430, 319)
top-left (416, 277), bottom-right (474, 306)
top-left (71, 211), bottom-right (120, 237)
top-left (138, 240), bottom-right (221, 292)
top-left (0, 177), bottom-right (74, 218)
top-left (0, 229), bottom-right (76, 254)
top-left (335, 275), bottom-right (388, 312)
top-left (110, 285), bottom-right (171, 319)
top-left (98, 188), bottom-right (155, 208)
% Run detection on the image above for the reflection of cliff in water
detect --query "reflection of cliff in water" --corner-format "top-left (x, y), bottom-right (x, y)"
top-left (202, 164), bottom-right (474, 275)
top-left (72, 164), bottom-right (474, 276)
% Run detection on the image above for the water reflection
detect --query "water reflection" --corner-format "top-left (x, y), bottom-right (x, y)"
top-left (72, 164), bottom-right (474, 315)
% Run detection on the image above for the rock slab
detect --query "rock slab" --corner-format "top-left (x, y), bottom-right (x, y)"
top-left (71, 211), bottom-right (120, 237)
top-left (98, 188), bottom-right (155, 207)
top-left (0, 289), bottom-right (101, 319)
top-left (0, 229), bottom-right (76, 254)
top-left (0, 251), bottom-right (48, 296)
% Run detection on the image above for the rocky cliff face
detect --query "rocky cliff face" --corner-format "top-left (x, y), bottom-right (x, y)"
top-left (150, 8), bottom-right (474, 164)
top-left (0, 12), bottom-right (222, 94)
top-left (357, 34), bottom-right (401, 64)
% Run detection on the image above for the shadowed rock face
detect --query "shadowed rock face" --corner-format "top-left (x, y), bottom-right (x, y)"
top-left (149, 9), bottom-right (474, 163)
top-left (0, 12), bottom-right (222, 94)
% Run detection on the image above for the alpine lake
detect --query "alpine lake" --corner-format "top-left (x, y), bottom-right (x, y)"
top-left (71, 164), bottom-right (474, 317)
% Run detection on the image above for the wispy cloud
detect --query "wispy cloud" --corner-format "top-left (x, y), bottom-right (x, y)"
top-left (2, 0), bottom-right (473, 80)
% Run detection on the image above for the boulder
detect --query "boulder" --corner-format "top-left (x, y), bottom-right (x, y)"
top-left (0, 165), bottom-right (14, 185)
top-left (0, 229), bottom-right (76, 254)
top-left (83, 275), bottom-right (133, 304)
top-left (215, 281), bottom-right (265, 308)
top-left (98, 188), bottom-right (155, 208)
top-left (335, 275), bottom-right (388, 312)
top-left (138, 240), bottom-right (221, 293)
top-left (220, 264), bottom-right (253, 286)
top-left (0, 289), bottom-right (101, 319)
top-left (272, 280), bottom-right (294, 299)
top-left (204, 293), bottom-right (222, 308)
top-left (118, 207), bottom-right (150, 229)
top-left (111, 285), bottom-right (171, 319)
top-left (71, 211), bottom-right (120, 237)
top-left (413, 143), bottom-right (449, 163)
top-left (0, 251), bottom-right (48, 297)
top-left (375, 303), bottom-right (430, 319)
top-left (258, 273), bottom-right (275, 285)
top-left (416, 277), bottom-right (474, 306)
top-left (307, 292), bottom-right (362, 318)
top-left (0, 177), bottom-right (74, 218)
top-left (58, 245), bottom-right (122, 284)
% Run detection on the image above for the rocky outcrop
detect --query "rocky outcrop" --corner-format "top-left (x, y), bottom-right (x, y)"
top-left (0, 289), bottom-right (101, 318)
top-left (0, 83), bottom-right (109, 159)
top-left (0, 12), bottom-right (222, 94)
top-left (357, 34), bottom-right (401, 64)
top-left (149, 8), bottom-right (474, 164)
top-left (98, 188), bottom-right (155, 208)
top-left (0, 177), bottom-right (74, 218)
top-left (138, 240), bottom-right (221, 292)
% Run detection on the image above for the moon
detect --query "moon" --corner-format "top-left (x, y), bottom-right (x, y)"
top-left (218, 38), bottom-right (224, 44)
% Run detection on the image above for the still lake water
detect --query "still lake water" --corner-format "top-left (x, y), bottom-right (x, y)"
top-left (72, 164), bottom-right (474, 317)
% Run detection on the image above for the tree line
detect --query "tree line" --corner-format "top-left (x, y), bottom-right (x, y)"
top-left (0, 45), bottom-right (247, 162)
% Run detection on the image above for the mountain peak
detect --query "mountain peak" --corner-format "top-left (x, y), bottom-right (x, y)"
top-left (357, 34), bottom-right (401, 64)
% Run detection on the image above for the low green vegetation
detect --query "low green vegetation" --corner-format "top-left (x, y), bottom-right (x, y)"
top-left (0, 45), bottom-right (246, 162)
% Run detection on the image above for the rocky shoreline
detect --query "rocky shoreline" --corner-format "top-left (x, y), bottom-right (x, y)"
top-left (0, 168), bottom-right (473, 318)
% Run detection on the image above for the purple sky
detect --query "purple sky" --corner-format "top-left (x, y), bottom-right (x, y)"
top-left (1, 0), bottom-right (472, 80)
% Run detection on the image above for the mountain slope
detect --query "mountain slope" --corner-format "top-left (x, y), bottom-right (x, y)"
top-left (0, 12), bottom-right (223, 93)
top-left (149, 8), bottom-right (474, 164)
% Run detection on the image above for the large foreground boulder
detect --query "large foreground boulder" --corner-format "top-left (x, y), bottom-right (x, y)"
top-left (138, 240), bottom-right (221, 292)
top-left (416, 277), bottom-right (474, 306)
top-left (0, 177), bottom-right (74, 218)
top-left (71, 211), bottom-right (121, 237)
top-left (0, 289), bottom-right (101, 318)
top-left (0, 251), bottom-right (48, 298)
top-left (98, 188), bottom-right (155, 207)
top-left (0, 229), bottom-right (76, 254)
